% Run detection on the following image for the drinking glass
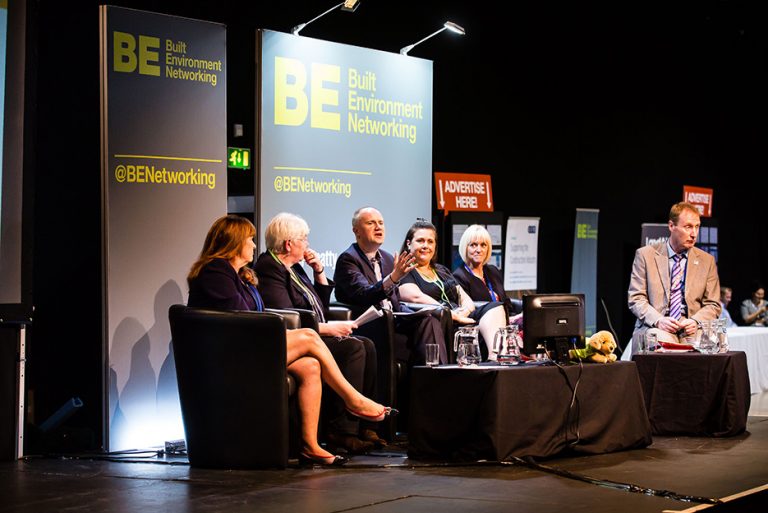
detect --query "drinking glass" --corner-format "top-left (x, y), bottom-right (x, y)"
top-left (425, 344), bottom-right (440, 367)
top-left (642, 332), bottom-right (657, 354)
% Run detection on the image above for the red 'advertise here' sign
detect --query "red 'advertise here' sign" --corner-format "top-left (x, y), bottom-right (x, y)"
top-left (434, 172), bottom-right (493, 212)
top-left (683, 185), bottom-right (713, 217)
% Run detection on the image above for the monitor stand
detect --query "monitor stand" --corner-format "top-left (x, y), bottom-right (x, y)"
top-left (552, 336), bottom-right (584, 364)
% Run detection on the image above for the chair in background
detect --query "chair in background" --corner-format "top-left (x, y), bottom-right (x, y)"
top-left (508, 298), bottom-right (523, 315)
top-left (168, 305), bottom-right (295, 469)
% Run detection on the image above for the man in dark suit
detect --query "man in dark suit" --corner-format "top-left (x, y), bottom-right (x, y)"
top-left (334, 207), bottom-right (447, 365)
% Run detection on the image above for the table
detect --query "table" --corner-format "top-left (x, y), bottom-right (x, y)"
top-left (728, 327), bottom-right (768, 394)
top-left (407, 361), bottom-right (652, 461)
top-left (632, 352), bottom-right (750, 437)
top-left (622, 327), bottom-right (768, 394)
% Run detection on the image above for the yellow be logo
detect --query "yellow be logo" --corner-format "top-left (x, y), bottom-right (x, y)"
top-left (113, 31), bottom-right (160, 76)
top-left (274, 57), bottom-right (340, 131)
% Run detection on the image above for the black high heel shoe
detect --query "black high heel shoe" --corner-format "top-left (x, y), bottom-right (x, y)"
top-left (346, 406), bottom-right (399, 423)
top-left (299, 452), bottom-right (348, 466)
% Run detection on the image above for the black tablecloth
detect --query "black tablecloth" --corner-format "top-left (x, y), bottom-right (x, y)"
top-left (408, 361), bottom-right (652, 461)
top-left (631, 351), bottom-right (751, 437)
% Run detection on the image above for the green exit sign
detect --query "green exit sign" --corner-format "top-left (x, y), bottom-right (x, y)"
top-left (227, 147), bottom-right (251, 170)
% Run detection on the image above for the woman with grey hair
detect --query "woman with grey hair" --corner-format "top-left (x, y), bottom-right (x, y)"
top-left (255, 212), bottom-right (388, 453)
top-left (453, 224), bottom-right (520, 322)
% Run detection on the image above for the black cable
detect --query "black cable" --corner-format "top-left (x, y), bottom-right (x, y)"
top-left (503, 456), bottom-right (722, 505)
top-left (102, 449), bottom-right (162, 455)
top-left (23, 448), bottom-right (170, 462)
top-left (23, 452), bottom-right (195, 466)
top-left (600, 297), bottom-right (623, 357)
top-left (551, 358), bottom-right (583, 447)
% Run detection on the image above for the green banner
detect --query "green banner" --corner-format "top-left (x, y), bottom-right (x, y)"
top-left (571, 209), bottom-right (599, 336)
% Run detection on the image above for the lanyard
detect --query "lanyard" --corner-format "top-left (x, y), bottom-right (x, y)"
top-left (268, 250), bottom-right (325, 322)
top-left (421, 267), bottom-right (452, 305)
top-left (464, 264), bottom-right (497, 301)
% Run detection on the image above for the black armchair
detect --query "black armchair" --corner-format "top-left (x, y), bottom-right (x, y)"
top-left (508, 298), bottom-right (523, 315)
top-left (168, 305), bottom-right (293, 469)
top-left (265, 308), bottom-right (302, 329)
top-left (281, 305), bottom-right (352, 332)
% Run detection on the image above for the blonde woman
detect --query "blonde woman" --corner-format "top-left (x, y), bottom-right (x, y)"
top-left (453, 224), bottom-right (519, 321)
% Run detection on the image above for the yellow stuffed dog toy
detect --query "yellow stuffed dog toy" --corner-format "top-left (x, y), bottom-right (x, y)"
top-left (568, 330), bottom-right (618, 364)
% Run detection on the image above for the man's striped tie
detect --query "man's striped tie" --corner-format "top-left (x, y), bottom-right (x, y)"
top-left (669, 253), bottom-right (684, 320)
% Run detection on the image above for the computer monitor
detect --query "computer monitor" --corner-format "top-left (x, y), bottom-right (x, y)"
top-left (522, 293), bottom-right (585, 362)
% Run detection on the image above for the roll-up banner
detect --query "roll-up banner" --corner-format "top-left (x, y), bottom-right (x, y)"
top-left (100, 6), bottom-right (226, 450)
top-left (258, 30), bottom-right (432, 272)
top-left (504, 217), bottom-right (539, 291)
top-left (570, 208), bottom-right (599, 336)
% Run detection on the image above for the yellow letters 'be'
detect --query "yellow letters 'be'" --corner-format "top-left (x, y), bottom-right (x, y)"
top-left (274, 57), bottom-right (340, 131)
top-left (113, 31), bottom-right (160, 76)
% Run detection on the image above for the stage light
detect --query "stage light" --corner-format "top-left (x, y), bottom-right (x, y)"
top-left (399, 21), bottom-right (466, 56)
top-left (291, 0), bottom-right (361, 36)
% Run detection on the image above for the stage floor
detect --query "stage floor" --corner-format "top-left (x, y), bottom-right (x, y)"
top-left (3, 397), bottom-right (768, 513)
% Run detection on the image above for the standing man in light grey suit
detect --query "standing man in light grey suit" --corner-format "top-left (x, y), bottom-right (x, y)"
top-left (628, 202), bottom-right (721, 349)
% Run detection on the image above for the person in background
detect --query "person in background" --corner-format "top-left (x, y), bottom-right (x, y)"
top-left (398, 220), bottom-right (508, 360)
top-left (452, 224), bottom-right (522, 324)
top-left (187, 215), bottom-right (392, 466)
top-left (720, 286), bottom-right (737, 327)
top-left (628, 202), bottom-right (721, 348)
top-left (740, 283), bottom-right (768, 327)
top-left (254, 212), bottom-right (385, 452)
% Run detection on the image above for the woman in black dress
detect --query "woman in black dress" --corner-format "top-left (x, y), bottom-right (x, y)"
top-left (397, 220), bottom-right (507, 360)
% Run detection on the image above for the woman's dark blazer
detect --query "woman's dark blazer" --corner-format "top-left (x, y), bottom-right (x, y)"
top-left (187, 258), bottom-right (256, 311)
top-left (453, 264), bottom-right (513, 312)
top-left (253, 251), bottom-right (334, 313)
